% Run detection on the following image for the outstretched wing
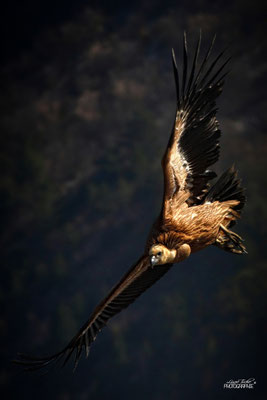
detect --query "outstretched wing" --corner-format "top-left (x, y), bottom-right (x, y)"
top-left (162, 32), bottom-right (229, 210)
top-left (14, 256), bottom-right (172, 371)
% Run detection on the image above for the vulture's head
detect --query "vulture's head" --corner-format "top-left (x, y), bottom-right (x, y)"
top-left (149, 243), bottom-right (191, 267)
top-left (149, 244), bottom-right (176, 266)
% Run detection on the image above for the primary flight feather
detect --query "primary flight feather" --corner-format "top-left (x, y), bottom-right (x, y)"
top-left (14, 33), bottom-right (246, 371)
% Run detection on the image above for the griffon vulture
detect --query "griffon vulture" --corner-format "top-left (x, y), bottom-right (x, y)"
top-left (14, 33), bottom-right (246, 371)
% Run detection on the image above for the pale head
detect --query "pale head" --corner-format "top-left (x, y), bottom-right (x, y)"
top-left (149, 244), bottom-right (176, 267)
top-left (149, 243), bottom-right (191, 267)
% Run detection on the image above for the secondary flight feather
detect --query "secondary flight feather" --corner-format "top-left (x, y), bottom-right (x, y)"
top-left (14, 33), bottom-right (246, 371)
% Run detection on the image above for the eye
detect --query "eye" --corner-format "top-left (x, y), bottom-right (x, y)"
top-left (157, 251), bottom-right (162, 256)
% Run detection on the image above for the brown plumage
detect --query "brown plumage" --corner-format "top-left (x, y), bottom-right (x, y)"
top-left (14, 32), bottom-right (246, 372)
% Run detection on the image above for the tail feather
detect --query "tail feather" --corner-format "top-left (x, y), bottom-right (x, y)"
top-left (205, 166), bottom-right (246, 254)
top-left (205, 166), bottom-right (246, 213)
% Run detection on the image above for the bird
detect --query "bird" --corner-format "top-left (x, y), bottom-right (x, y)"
top-left (14, 32), bottom-right (246, 372)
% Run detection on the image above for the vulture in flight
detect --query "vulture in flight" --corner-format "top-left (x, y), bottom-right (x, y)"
top-left (14, 33), bottom-right (246, 371)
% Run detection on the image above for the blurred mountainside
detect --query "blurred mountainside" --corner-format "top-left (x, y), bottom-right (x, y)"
top-left (1, 3), bottom-right (267, 399)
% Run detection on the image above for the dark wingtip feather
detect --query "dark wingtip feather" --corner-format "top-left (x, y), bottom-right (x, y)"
top-left (191, 33), bottom-right (216, 89)
top-left (171, 48), bottom-right (180, 104)
top-left (186, 31), bottom-right (201, 97)
top-left (12, 351), bottom-right (63, 373)
top-left (73, 342), bottom-right (83, 372)
top-left (206, 56), bottom-right (231, 87)
top-left (182, 31), bottom-right (188, 98)
top-left (198, 48), bottom-right (226, 88)
top-left (61, 347), bottom-right (75, 368)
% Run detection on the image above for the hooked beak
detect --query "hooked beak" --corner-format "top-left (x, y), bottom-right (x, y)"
top-left (150, 255), bottom-right (157, 267)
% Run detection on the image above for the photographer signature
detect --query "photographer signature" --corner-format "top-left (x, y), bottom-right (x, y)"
top-left (224, 378), bottom-right (256, 389)
top-left (226, 378), bottom-right (256, 384)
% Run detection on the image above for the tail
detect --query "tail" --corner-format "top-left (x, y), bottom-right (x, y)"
top-left (205, 166), bottom-right (247, 254)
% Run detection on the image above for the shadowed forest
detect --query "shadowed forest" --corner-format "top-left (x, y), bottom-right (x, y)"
top-left (1, 1), bottom-right (266, 399)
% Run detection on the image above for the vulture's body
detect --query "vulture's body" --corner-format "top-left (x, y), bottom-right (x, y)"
top-left (15, 33), bottom-right (246, 371)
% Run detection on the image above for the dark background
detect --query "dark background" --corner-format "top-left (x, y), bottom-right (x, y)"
top-left (1, 1), bottom-right (266, 399)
